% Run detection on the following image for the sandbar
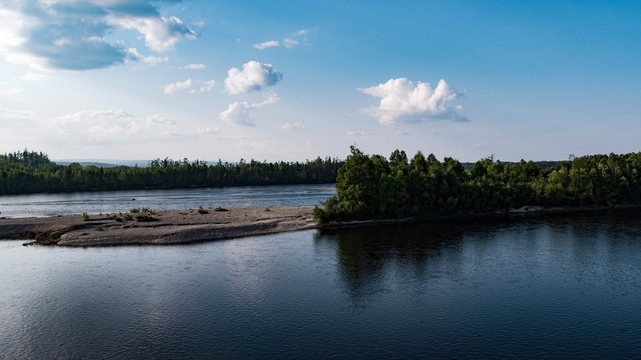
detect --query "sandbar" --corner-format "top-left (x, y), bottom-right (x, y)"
top-left (0, 206), bottom-right (317, 246)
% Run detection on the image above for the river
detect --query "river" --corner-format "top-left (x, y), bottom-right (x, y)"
top-left (0, 183), bottom-right (336, 218)
top-left (2, 206), bottom-right (641, 358)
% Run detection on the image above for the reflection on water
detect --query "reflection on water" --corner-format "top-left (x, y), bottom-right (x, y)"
top-left (316, 223), bottom-right (464, 302)
top-left (2, 209), bottom-right (641, 359)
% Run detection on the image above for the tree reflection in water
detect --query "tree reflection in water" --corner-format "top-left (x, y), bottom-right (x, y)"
top-left (315, 222), bottom-right (466, 302)
top-left (314, 208), bottom-right (641, 303)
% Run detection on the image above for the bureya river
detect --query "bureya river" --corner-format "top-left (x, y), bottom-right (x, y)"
top-left (2, 186), bottom-right (641, 358)
top-left (0, 183), bottom-right (336, 218)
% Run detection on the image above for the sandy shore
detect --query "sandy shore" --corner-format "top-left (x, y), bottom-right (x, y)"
top-left (0, 206), bottom-right (317, 246)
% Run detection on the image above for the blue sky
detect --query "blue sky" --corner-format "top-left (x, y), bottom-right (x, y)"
top-left (1, 0), bottom-right (640, 162)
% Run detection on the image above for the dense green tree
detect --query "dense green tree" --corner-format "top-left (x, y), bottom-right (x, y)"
top-left (315, 148), bottom-right (641, 223)
top-left (0, 150), bottom-right (342, 195)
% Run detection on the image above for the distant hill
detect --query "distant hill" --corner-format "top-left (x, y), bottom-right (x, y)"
top-left (53, 160), bottom-right (151, 168)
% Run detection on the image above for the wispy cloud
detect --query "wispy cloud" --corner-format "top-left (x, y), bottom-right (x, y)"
top-left (21, 71), bottom-right (48, 81)
top-left (252, 40), bottom-right (280, 50)
top-left (0, 1), bottom-right (196, 71)
top-left (0, 87), bottom-right (26, 95)
top-left (359, 78), bottom-right (467, 125)
top-left (252, 29), bottom-right (309, 50)
top-left (49, 110), bottom-right (173, 143)
top-left (47, 109), bottom-right (212, 144)
top-left (220, 92), bottom-right (280, 127)
top-left (281, 122), bottom-right (306, 130)
top-left (0, 107), bottom-right (37, 122)
top-left (199, 80), bottom-right (216, 92)
top-left (224, 61), bottom-right (282, 94)
top-left (162, 79), bottom-right (192, 94)
top-left (126, 48), bottom-right (168, 65)
top-left (184, 63), bottom-right (206, 70)
top-left (282, 38), bottom-right (298, 48)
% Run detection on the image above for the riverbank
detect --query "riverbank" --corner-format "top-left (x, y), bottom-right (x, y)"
top-left (0, 206), bottom-right (317, 246)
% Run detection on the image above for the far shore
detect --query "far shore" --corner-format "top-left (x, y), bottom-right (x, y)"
top-left (1, 204), bottom-right (639, 247)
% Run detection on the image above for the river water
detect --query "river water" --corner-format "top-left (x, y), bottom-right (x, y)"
top-left (2, 207), bottom-right (641, 359)
top-left (0, 184), bottom-right (336, 218)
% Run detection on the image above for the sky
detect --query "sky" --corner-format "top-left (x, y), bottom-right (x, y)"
top-left (1, 0), bottom-right (640, 162)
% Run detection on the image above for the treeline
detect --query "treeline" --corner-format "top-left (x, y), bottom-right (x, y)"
top-left (0, 150), bottom-right (342, 195)
top-left (314, 146), bottom-right (641, 223)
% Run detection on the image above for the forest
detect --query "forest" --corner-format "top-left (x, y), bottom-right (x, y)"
top-left (313, 146), bottom-right (641, 223)
top-left (0, 150), bottom-right (341, 195)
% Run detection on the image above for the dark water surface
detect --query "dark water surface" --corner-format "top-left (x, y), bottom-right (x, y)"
top-left (2, 209), bottom-right (641, 359)
top-left (0, 183), bottom-right (335, 218)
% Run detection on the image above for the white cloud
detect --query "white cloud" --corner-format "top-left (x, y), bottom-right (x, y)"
top-left (252, 40), bottom-right (280, 50)
top-left (47, 109), bottom-right (205, 143)
top-left (0, 1), bottom-right (196, 71)
top-left (50, 110), bottom-right (147, 142)
top-left (126, 48), bottom-right (167, 65)
top-left (283, 38), bottom-right (298, 48)
top-left (0, 87), bottom-right (27, 95)
top-left (252, 29), bottom-right (309, 51)
top-left (199, 80), bottom-right (216, 92)
top-left (21, 71), bottom-right (48, 81)
top-left (347, 130), bottom-right (367, 136)
top-left (224, 61), bottom-right (283, 94)
top-left (359, 78), bottom-right (467, 125)
top-left (184, 63), bottom-right (206, 70)
top-left (0, 107), bottom-right (37, 123)
top-left (220, 102), bottom-right (254, 126)
top-left (147, 114), bottom-right (175, 125)
top-left (219, 92), bottom-right (280, 127)
top-left (196, 127), bottom-right (218, 135)
top-left (106, 15), bottom-right (197, 52)
top-left (162, 79), bottom-right (192, 94)
top-left (281, 122), bottom-right (305, 130)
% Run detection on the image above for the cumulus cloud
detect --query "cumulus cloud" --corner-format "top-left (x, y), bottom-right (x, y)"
top-left (184, 63), bottom-right (206, 70)
top-left (219, 92), bottom-right (279, 127)
top-left (162, 78), bottom-right (192, 94)
top-left (252, 40), bottom-right (279, 50)
top-left (108, 15), bottom-right (196, 52)
top-left (224, 61), bottom-right (282, 94)
top-left (281, 122), bottom-right (305, 130)
top-left (0, 1), bottom-right (196, 71)
top-left (359, 78), bottom-right (467, 125)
